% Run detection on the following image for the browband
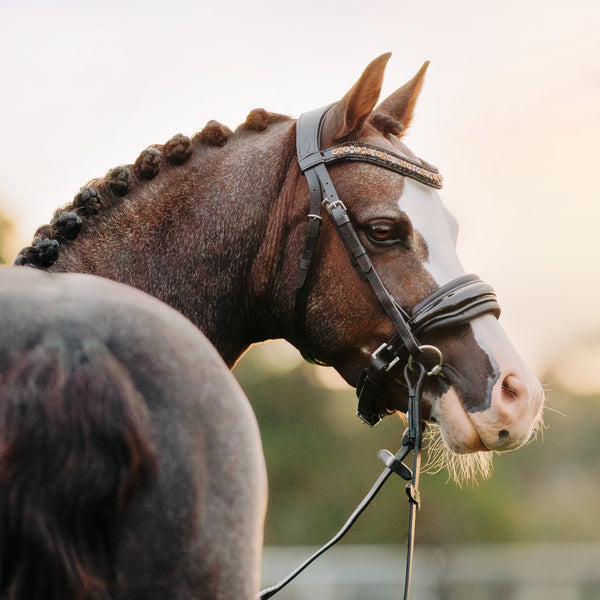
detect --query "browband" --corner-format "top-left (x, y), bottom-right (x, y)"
top-left (296, 105), bottom-right (443, 190)
top-left (302, 143), bottom-right (443, 189)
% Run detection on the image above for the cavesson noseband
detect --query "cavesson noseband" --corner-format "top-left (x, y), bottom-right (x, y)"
top-left (294, 104), bottom-right (501, 426)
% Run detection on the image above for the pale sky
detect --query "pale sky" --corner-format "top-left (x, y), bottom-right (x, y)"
top-left (1, 0), bottom-right (598, 383)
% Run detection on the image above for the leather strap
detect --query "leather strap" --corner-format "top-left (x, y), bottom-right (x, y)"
top-left (320, 143), bottom-right (442, 188)
top-left (294, 106), bottom-right (334, 365)
top-left (258, 361), bottom-right (427, 600)
top-left (410, 274), bottom-right (500, 336)
top-left (323, 198), bottom-right (421, 357)
top-left (294, 105), bottom-right (423, 363)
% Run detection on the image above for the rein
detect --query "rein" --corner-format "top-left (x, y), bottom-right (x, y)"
top-left (259, 362), bottom-right (426, 600)
top-left (261, 105), bottom-right (505, 598)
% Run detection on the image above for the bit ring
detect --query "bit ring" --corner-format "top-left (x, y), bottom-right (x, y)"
top-left (408, 345), bottom-right (443, 376)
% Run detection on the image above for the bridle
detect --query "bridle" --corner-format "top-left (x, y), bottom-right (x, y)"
top-left (259, 104), bottom-right (503, 599)
top-left (293, 103), bottom-right (501, 426)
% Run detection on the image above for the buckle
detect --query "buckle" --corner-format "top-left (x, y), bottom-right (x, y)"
top-left (372, 341), bottom-right (400, 372)
top-left (355, 338), bottom-right (404, 427)
top-left (322, 197), bottom-right (347, 216)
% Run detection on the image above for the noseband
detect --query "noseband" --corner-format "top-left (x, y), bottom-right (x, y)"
top-left (294, 104), bottom-right (501, 426)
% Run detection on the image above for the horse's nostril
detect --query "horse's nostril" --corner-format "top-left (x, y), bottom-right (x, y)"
top-left (501, 377), bottom-right (520, 401)
top-left (498, 429), bottom-right (510, 442)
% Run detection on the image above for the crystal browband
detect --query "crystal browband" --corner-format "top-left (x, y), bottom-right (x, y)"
top-left (322, 143), bottom-right (443, 189)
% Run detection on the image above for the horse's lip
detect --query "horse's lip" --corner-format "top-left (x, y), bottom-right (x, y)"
top-left (482, 437), bottom-right (522, 452)
top-left (431, 392), bottom-right (488, 454)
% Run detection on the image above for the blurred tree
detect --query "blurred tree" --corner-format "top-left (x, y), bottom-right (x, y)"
top-left (234, 342), bottom-right (600, 547)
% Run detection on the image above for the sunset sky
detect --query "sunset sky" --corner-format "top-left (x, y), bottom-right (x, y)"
top-left (0, 0), bottom-right (598, 386)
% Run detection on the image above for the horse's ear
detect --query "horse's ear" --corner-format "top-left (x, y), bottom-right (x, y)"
top-left (375, 61), bottom-right (429, 135)
top-left (321, 53), bottom-right (391, 143)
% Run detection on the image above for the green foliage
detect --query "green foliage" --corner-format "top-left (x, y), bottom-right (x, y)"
top-left (235, 343), bottom-right (600, 546)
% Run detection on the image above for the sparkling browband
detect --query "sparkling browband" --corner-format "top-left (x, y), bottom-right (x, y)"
top-left (322, 143), bottom-right (443, 189)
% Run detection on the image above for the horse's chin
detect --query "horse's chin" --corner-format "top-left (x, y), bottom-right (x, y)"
top-left (388, 409), bottom-right (495, 485)
top-left (422, 423), bottom-right (495, 485)
top-left (420, 388), bottom-right (496, 485)
top-left (423, 388), bottom-right (498, 485)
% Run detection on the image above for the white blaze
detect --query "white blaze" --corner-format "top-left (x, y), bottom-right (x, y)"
top-left (398, 178), bottom-right (499, 389)
top-left (397, 179), bottom-right (464, 286)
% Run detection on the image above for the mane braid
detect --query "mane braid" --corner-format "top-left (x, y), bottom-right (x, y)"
top-left (163, 133), bottom-right (193, 164)
top-left (134, 148), bottom-right (161, 180)
top-left (193, 120), bottom-right (233, 147)
top-left (14, 112), bottom-right (291, 269)
top-left (240, 108), bottom-right (291, 132)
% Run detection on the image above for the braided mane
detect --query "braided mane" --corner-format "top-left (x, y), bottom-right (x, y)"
top-left (14, 109), bottom-right (291, 268)
top-left (15, 106), bottom-right (399, 269)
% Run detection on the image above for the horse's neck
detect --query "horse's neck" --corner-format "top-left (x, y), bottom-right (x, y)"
top-left (51, 121), bottom-right (300, 365)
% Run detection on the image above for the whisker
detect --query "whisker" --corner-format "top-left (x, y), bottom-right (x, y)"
top-left (540, 405), bottom-right (566, 418)
top-left (422, 423), bottom-right (494, 486)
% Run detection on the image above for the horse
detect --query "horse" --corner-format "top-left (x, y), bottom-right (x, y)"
top-left (0, 266), bottom-right (267, 600)
top-left (14, 52), bottom-right (544, 468)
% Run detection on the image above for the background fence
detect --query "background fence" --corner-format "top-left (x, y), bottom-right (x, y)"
top-left (262, 543), bottom-right (600, 600)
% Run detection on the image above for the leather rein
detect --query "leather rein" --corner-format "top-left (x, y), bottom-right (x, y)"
top-left (260, 105), bottom-right (502, 599)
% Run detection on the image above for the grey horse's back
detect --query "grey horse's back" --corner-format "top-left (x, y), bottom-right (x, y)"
top-left (0, 266), bottom-right (266, 600)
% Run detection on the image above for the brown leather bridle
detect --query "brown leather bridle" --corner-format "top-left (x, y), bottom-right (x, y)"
top-left (293, 104), bottom-right (501, 426)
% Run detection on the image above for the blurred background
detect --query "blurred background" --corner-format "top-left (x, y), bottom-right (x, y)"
top-left (1, 1), bottom-right (598, 598)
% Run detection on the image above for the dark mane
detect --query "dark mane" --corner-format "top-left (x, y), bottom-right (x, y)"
top-left (0, 330), bottom-right (157, 600)
top-left (14, 110), bottom-right (291, 269)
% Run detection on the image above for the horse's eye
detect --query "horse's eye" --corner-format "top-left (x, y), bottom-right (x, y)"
top-left (365, 221), bottom-right (401, 245)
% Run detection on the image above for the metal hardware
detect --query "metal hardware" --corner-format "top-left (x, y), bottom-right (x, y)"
top-left (322, 198), bottom-right (346, 215)
top-left (370, 342), bottom-right (401, 372)
top-left (408, 344), bottom-right (443, 377)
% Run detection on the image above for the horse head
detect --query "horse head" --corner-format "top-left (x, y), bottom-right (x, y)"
top-left (289, 54), bottom-right (544, 461)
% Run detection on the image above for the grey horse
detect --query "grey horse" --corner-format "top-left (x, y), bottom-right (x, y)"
top-left (0, 266), bottom-right (266, 600)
